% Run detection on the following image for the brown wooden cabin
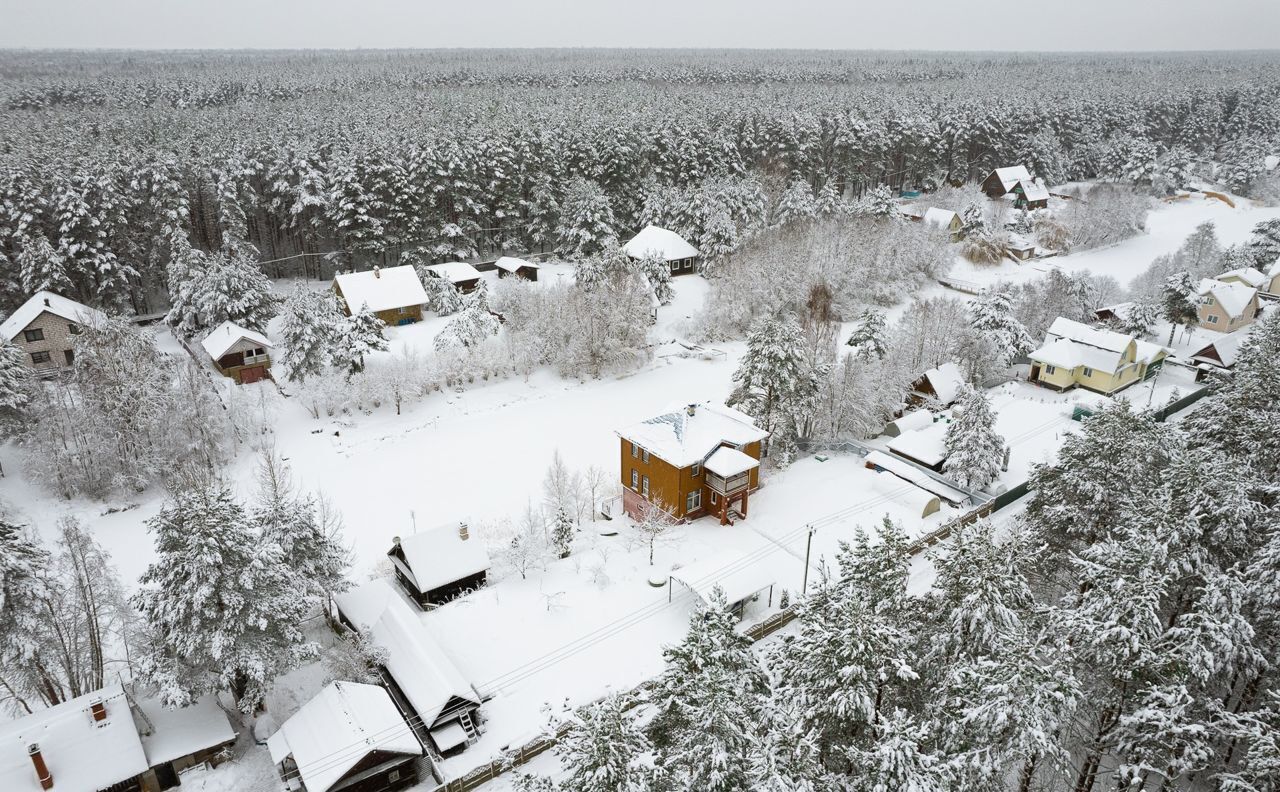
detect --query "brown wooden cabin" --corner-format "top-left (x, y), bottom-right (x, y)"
top-left (981, 166), bottom-right (1032, 198)
top-left (334, 265), bottom-right (430, 325)
top-left (388, 524), bottom-right (491, 609)
top-left (494, 256), bottom-right (540, 281)
top-left (616, 402), bottom-right (769, 526)
top-left (200, 321), bottom-right (273, 384)
top-left (421, 262), bottom-right (483, 294)
top-left (622, 225), bottom-right (701, 277)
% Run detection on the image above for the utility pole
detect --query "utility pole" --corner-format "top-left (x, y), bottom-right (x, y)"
top-left (801, 524), bottom-right (816, 594)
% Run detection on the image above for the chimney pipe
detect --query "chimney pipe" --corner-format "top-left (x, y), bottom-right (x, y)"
top-left (392, 536), bottom-right (401, 548)
top-left (686, 403), bottom-right (696, 417)
top-left (28, 744), bottom-right (53, 790)
top-left (458, 522), bottom-right (469, 542)
top-left (91, 699), bottom-right (107, 722)
top-left (43, 297), bottom-right (51, 307)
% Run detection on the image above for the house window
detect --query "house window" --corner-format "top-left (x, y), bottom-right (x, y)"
top-left (68, 323), bottom-right (81, 335)
top-left (23, 328), bottom-right (44, 343)
top-left (388, 769), bottom-right (401, 783)
top-left (642, 476), bottom-right (650, 497)
top-left (64, 350), bottom-right (74, 365)
top-left (1044, 365), bottom-right (1056, 375)
top-left (631, 469), bottom-right (639, 490)
top-left (711, 492), bottom-right (719, 505)
top-left (642, 450), bottom-right (650, 463)
top-left (631, 443), bottom-right (639, 458)
top-left (1207, 315), bottom-right (1219, 324)
top-left (1082, 367), bottom-right (1093, 377)
top-left (691, 462), bottom-right (700, 477)
top-left (686, 490), bottom-right (701, 512)
top-left (31, 351), bottom-right (51, 364)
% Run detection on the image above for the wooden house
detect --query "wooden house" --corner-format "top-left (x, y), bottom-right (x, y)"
top-left (333, 579), bottom-right (483, 756)
top-left (334, 266), bottom-right (429, 325)
top-left (420, 262), bottom-right (482, 294)
top-left (615, 402), bottom-right (769, 526)
top-left (921, 208), bottom-right (962, 241)
top-left (493, 256), bottom-right (540, 281)
top-left (887, 419), bottom-right (950, 473)
top-left (0, 684), bottom-right (235, 792)
top-left (0, 291), bottom-right (105, 375)
top-left (980, 166), bottom-right (1033, 198)
top-left (1265, 260), bottom-right (1280, 296)
top-left (388, 523), bottom-right (490, 609)
top-left (1196, 278), bottom-right (1260, 333)
top-left (908, 362), bottom-right (964, 407)
top-left (1028, 318), bottom-right (1167, 395)
top-left (1007, 234), bottom-right (1037, 261)
top-left (622, 225), bottom-right (700, 276)
top-left (1094, 302), bottom-right (1133, 325)
top-left (1012, 179), bottom-right (1050, 210)
top-left (1190, 326), bottom-right (1253, 380)
top-left (268, 681), bottom-right (423, 792)
top-left (200, 321), bottom-right (273, 384)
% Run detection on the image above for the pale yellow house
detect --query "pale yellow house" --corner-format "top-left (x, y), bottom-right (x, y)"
top-left (1264, 260), bottom-right (1280, 297)
top-left (1028, 318), bottom-right (1168, 395)
top-left (1196, 278), bottom-right (1259, 333)
top-left (1216, 267), bottom-right (1268, 290)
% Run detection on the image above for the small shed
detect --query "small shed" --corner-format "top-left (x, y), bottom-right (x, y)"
top-left (388, 523), bottom-right (491, 609)
top-left (868, 470), bottom-right (941, 518)
top-left (622, 225), bottom-right (701, 276)
top-left (921, 208), bottom-right (962, 241)
top-left (422, 262), bottom-right (483, 293)
top-left (267, 681), bottom-right (422, 792)
top-left (1013, 179), bottom-right (1050, 210)
top-left (1007, 234), bottom-right (1037, 261)
top-left (1190, 326), bottom-right (1253, 379)
top-left (334, 265), bottom-right (430, 325)
top-left (200, 321), bottom-right (273, 384)
top-left (909, 362), bottom-right (964, 407)
top-left (884, 409), bottom-right (936, 438)
top-left (494, 256), bottom-right (540, 281)
top-left (887, 420), bottom-right (950, 473)
top-left (864, 450), bottom-right (968, 506)
top-left (669, 555), bottom-right (776, 621)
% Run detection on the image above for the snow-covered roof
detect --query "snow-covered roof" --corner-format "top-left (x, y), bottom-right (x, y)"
top-left (430, 722), bottom-right (469, 752)
top-left (137, 694), bottom-right (235, 767)
top-left (494, 256), bottom-right (539, 273)
top-left (616, 402), bottom-right (769, 468)
top-left (887, 421), bottom-right (949, 468)
top-left (1197, 278), bottom-right (1257, 319)
top-left (334, 577), bottom-right (402, 632)
top-left (921, 207), bottom-right (958, 230)
top-left (868, 470), bottom-right (940, 514)
top-left (368, 597), bottom-right (479, 727)
top-left (1017, 179), bottom-right (1050, 202)
top-left (887, 409), bottom-right (935, 436)
top-left (392, 524), bottom-right (490, 595)
top-left (1096, 302), bottom-right (1134, 321)
top-left (989, 166), bottom-right (1032, 193)
top-left (0, 290), bottom-right (105, 341)
top-left (267, 682), bottom-right (421, 792)
top-left (421, 261), bottom-right (482, 284)
top-left (670, 555), bottom-right (776, 607)
top-left (703, 446), bottom-right (760, 478)
top-left (919, 362), bottom-right (964, 404)
top-left (199, 320), bottom-right (272, 360)
top-left (1030, 317), bottom-right (1168, 371)
top-left (1046, 317), bottom-right (1133, 354)
top-left (334, 265), bottom-right (429, 313)
top-left (864, 450), bottom-right (968, 505)
top-left (1217, 267), bottom-right (1268, 289)
top-left (622, 224), bottom-right (699, 262)
top-left (1268, 258), bottom-right (1280, 279)
top-left (1029, 337), bottom-right (1126, 372)
top-left (0, 684), bottom-right (149, 792)
top-left (1007, 233), bottom-right (1036, 251)
top-left (1191, 326), bottom-right (1254, 369)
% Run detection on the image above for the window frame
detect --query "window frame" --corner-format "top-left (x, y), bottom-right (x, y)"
top-left (1044, 364), bottom-right (1056, 375)
top-left (691, 462), bottom-right (700, 478)
top-left (30, 350), bottom-right (51, 364)
top-left (711, 491), bottom-right (719, 505)
top-left (641, 476), bottom-right (650, 497)
top-left (642, 450), bottom-right (650, 463)
top-left (686, 490), bottom-right (701, 512)
top-left (630, 469), bottom-right (639, 490)
top-left (1082, 366), bottom-right (1093, 377)
top-left (63, 349), bottom-right (74, 365)
top-left (68, 323), bottom-right (81, 335)
top-left (1206, 314), bottom-right (1219, 324)
top-left (630, 442), bottom-right (639, 459)
top-left (23, 328), bottom-right (44, 343)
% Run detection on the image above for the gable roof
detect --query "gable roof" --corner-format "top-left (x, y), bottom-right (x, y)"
top-left (369, 600), bottom-right (480, 727)
top-left (1030, 317), bottom-right (1167, 372)
top-left (988, 166), bottom-right (1032, 193)
top-left (494, 256), bottom-right (539, 273)
top-left (1, 291), bottom-right (105, 342)
top-left (616, 402), bottom-right (769, 468)
top-left (334, 576), bottom-right (402, 632)
top-left (1017, 179), bottom-right (1050, 202)
top-left (421, 262), bottom-right (482, 284)
top-left (0, 684), bottom-right (149, 792)
top-left (887, 420), bottom-right (949, 468)
top-left (1197, 278), bottom-right (1257, 319)
top-left (622, 225), bottom-right (699, 262)
top-left (267, 682), bottom-right (421, 792)
top-left (334, 266), bottom-right (429, 313)
top-left (199, 320), bottom-right (272, 360)
top-left (1217, 267), bottom-right (1267, 288)
top-left (917, 362), bottom-right (964, 404)
top-left (921, 207), bottom-right (959, 230)
top-left (392, 524), bottom-right (491, 595)
top-left (1191, 326), bottom-right (1254, 369)
top-left (136, 694), bottom-right (235, 768)
top-left (703, 446), bottom-right (760, 478)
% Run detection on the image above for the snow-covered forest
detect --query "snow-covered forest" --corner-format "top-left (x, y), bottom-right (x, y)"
top-left (1, 50), bottom-right (1279, 315)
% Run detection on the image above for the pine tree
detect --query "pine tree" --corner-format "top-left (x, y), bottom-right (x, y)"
top-left (0, 521), bottom-right (49, 689)
top-left (1120, 299), bottom-right (1162, 337)
top-left (943, 385), bottom-right (1006, 490)
top-left (556, 177), bottom-right (617, 259)
top-left (278, 289), bottom-right (340, 382)
top-left (254, 452), bottom-right (351, 604)
top-left (970, 288), bottom-right (1033, 367)
top-left (1240, 218), bottom-right (1280, 270)
top-left (635, 252), bottom-right (674, 304)
top-left (0, 339), bottom-right (32, 428)
top-left (1163, 271), bottom-right (1199, 345)
top-left (775, 178), bottom-right (817, 225)
top-left (133, 479), bottom-right (316, 712)
top-left (555, 693), bottom-right (656, 792)
top-left (16, 233), bottom-right (72, 294)
top-left (435, 280), bottom-right (500, 351)
top-left (166, 245), bottom-right (276, 337)
top-left (550, 507), bottom-right (574, 559)
top-left (418, 268), bottom-right (463, 315)
top-left (845, 309), bottom-right (888, 360)
top-left (814, 180), bottom-right (841, 215)
top-left (331, 303), bottom-right (389, 375)
top-left (728, 315), bottom-right (820, 446)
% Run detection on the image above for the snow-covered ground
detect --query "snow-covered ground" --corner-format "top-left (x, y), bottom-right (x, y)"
top-left (0, 190), bottom-right (1269, 788)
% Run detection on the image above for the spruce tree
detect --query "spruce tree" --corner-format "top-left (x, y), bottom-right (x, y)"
top-left (278, 289), bottom-right (340, 382)
top-left (133, 479), bottom-right (316, 712)
top-left (332, 303), bottom-right (389, 375)
top-left (970, 288), bottom-right (1033, 367)
top-left (556, 177), bottom-right (617, 258)
top-left (0, 339), bottom-right (32, 426)
top-left (550, 507), bottom-right (574, 559)
top-left (728, 314), bottom-right (819, 446)
top-left (435, 280), bottom-right (500, 351)
top-left (943, 385), bottom-right (1006, 490)
top-left (1162, 271), bottom-right (1199, 345)
top-left (845, 309), bottom-right (888, 360)
top-left (556, 693), bottom-right (656, 792)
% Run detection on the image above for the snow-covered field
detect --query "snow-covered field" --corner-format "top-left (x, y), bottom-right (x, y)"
top-left (0, 191), bottom-right (1271, 788)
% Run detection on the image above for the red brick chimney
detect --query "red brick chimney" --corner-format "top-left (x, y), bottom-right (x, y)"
top-left (458, 522), bottom-right (469, 542)
top-left (28, 743), bottom-right (53, 790)
top-left (90, 699), bottom-right (107, 722)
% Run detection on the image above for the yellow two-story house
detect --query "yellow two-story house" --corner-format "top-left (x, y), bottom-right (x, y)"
top-left (1028, 318), bottom-right (1168, 395)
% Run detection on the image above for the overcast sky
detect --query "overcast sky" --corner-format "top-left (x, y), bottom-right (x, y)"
top-left (1, 0), bottom-right (1277, 51)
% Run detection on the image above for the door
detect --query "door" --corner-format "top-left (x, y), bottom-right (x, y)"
top-left (240, 366), bottom-right (266, 384)
top-left (154, 761), bottom-right (181, 790)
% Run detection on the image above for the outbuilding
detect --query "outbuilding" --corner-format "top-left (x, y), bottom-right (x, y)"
top-left (420, 262), bottom-right (483, 294)
top-left (622, 225), bottom-right (701, 276)
top-left (980, 166), bottom-right (1033, 198)
top-left (493, 256), bottom-right (540, 281)
top-left (388, 523), bottom-right (490, 609)
top-left (908, 362), bottom-right (965, 407)
top-left (200, 321), bottom-right (273, 384)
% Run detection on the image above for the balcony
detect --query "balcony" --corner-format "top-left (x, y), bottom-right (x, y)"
top-left (706, 471), bottom-right (750, 496)
top-left (241, 353), bottom-right (270, 366)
